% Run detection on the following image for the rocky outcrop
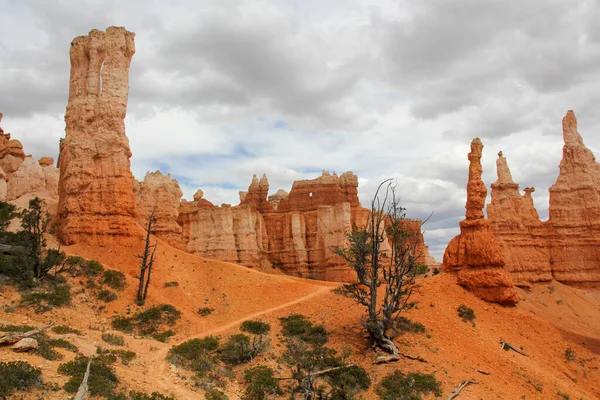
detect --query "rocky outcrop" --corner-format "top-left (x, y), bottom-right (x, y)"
top-left (179, 171), bottom-right (438, 281)
top-left (0, 113), bottom-right (25, 178)
top-left (444, 138), bottom-right (519, 305)
top-left (57, 27), bottom-right (140, 246)
top-left (38, 157), bottom-right (54, 167)
top-left (487, 110), bottom-right (600, 286)
top-left (134, 171), bottom-right (183, 248)
top-left (0, 166), bottom-right (7, 201)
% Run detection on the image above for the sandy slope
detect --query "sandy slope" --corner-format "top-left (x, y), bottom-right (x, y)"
top-left (1, 238), bottom-right (599, 399)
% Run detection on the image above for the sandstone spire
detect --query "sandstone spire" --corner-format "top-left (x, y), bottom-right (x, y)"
top-left (444, 138), bottom-right (518, 305)
top-left (0, 112), bottom-right (26, 178)
top-left (240, 173), bottom-right (272, 212)
top-left (57, 27), bottom-right (140, 246)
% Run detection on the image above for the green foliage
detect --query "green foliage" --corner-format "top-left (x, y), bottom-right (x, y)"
top-left (21, 280), bottom-right (71, 312)
top-left (457, 305), bottom-right (475, 323)
top-left (112, 349), bottom-right (136, 365)
top-left (98, 289), bottom-right (118, 302)
top-left (432, 267), bottom-right (440, 276)
top-left (102, 332), bottom-right (125, 346)
top-left (279, 314), bottom-right (328, 346)
top-left (168, 336), bottom-right (220, 372)
top-left (85, 260), bottom-right (104, 276)
top-left (240, 320), bottom-right (270, 336)
top-left (376, 370), bottom-right (442, 400)
top-left (127, 391), bottom-right (176, 400)
top-left (163, 281), bottom-right (179, 288)
top-left (58, 356), bottom-right (118, 398)
top-left (324, 365), bottom-right (371, 400)
top-left (111, 304), bottom-right (181, 338)
top-left (102, 270), bottom-right (126, 290)
top-left (412, 264), bottom-right (429, 276)
top-left (205, 389), bottom-right (229, 400)
top-left (0, 323), bottom-right (35, 332)
top-left (198, 306), bottom-right (215, 316)
top-left (52, 324), bottom-right (81, 335)
top-left (0, 361), bottom-right (43, 397)
top-left (0, 201), bottom-right (18, 232)
top-left (35, 335), bottom-right (78, 361)
top-left (396, 316), bottom-right (426, 334)
top-left (218, 333), bottom-right (252, 365)
top-left (243, 365), bottom-right (282, 400)
top-left (152, 330), bottom-right (176, 343)
top-left (98, 347), bottom-right (137, 365)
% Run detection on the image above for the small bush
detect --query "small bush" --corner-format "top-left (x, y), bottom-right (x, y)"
top-left (0, 324), bottom-right (35, 332)
top-left (396, 316), bottom-right (426, 334)
top-left (279, 314), bottom-right (328, 346)
top-left (457, 305), bottom-right (475, 323)
top-left (377, 370), bottom-right (442, 400)
top-left (52, 325), bottom-right (81, 335)
top-left (198, 307), bottom-right (215, 316)
top-left (168, 336), bottom-right (220, 373)
top-left (99, 348), bottom-right (136, 365)
top-left (324, 365), bottom-right (371, 399)
top-left (163, 281), bottom-right (179, 288)
top-left (85, 260), bottom-right (104, 276)
top-left (219, 334), bottom-right (252, 365)
top-left (112, 316), bottom-right (134, 333)
top-left (112, 304), bottom-right (181, 338)
top-left (205, 389), bottom-right (229, 400)
top-left (0, 361), bottom-right (42, 397)
top-left (98, 289), bottom-right (118, 302)
top-left (432, 267), bottom-right (440, 276)
top-left (58, 356), bottom-right (118, 398)
top-left (152, 330), bottom-right (176, 343)
top-left (102, 270), bottom-right (126, 290)
top-left (128, 391), bottom-right (175, 400)
top-left (21, 282), bottom-right (71, 311)
top-left (565, 347), bottom-right (576, 361)
top-left (35, 337), bottom-right (78, 360)
top-left (102, 333), bottom-right (125, 346)
top-left (243, 365), bottom-right (282, 400)
top-left (412, 264), bottom-right (429, 276)
top-left (240, 320), bottom-right (270, 336)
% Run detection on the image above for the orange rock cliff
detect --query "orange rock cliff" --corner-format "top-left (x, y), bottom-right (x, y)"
top-left (443, 138), bottom-right (519, 305)
top-left (488, 110), bottom-right (600, 286)
top-left (178, 171), bottom-right (438, 281)
top-left (57, 27), bottom-right (141, 246)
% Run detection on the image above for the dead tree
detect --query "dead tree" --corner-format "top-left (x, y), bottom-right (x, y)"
top-left (333, 179), bottom-right (427, 362)
top-left (74, 359), bottom-right (92, 400)
top-left (0, 321), bottom-right (54, 345)
top-left (136, 209), bottom-right (157, 305)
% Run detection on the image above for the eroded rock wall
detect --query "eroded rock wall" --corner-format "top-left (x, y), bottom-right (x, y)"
top-left (0, 113), bottom-right (25, 178)
top-left (57, 27), bottom-right (140, 246)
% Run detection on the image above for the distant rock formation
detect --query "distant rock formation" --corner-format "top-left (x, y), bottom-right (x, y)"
top-left (488, 110), bottom-right (600, 285)
top-left (57, 27), bottom-right (140, 246)
top-left (0, 112), bottom-right (25, 178)
top-left (444, 138), bottom-right (519, 305)
top-left (6, 157), bottom-right (59, 201)
top-left (179, 171), bottom-right (438, 282)
top-left (134, 171), bottom-right (183, 249)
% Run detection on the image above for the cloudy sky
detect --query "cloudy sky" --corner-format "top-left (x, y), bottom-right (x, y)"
top-left (2, 0), bottom-right (600, 260)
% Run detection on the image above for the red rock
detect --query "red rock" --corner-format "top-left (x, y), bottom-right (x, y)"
top-left (38, 157), bottom-right (54, 167)
top-left (57, 27), bottom-right (141, 246)
top-left (135, 171), bottom-right (183, 249)
top-left (0, 113), bottom-right (25, 178)
top-left (240, 174), bottom-right (273, 212)
top-left (444, 138), bottom-right (519, 305)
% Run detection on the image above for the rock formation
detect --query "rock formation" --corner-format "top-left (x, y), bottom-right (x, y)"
top-left (0, 167), bottom-right (7, 201)
top-left (57, 27), bottom-right (140, 246)
top-left (0, 113), bottom-right (25, 178)
top-left (444, 138), bottom-right (519, 305)
top-left (38, 157), bottom-right (54, 167)
top-left (179, 171), bottom-right (438, 281)
top-left (134, 171), bottom-right (183, 248)
top-left (488, 110), bottom-right (600, 286)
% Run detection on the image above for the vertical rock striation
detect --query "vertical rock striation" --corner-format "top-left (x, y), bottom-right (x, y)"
top-left (444, 139), bottom-right (519, 305)
top-left (57, 27), bottom-right (140, 246)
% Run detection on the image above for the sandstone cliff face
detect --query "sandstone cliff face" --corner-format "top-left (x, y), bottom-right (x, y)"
top-left (0, 166), bottom-right (7, 201)
top-left (135, 171), bottom-right (183, 249)
top-left (0, 113), bottom-right (25, 178)
top-left (487, 110), bottom-right (600, 286)
top-left (57, 27), bottom-right (140, 246)
top-left (444, 138), bottom-right (519, 305)
top-left (179, 171), bottom-right (438, 281)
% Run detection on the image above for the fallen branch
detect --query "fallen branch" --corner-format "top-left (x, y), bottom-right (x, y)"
top-left (276, 364), bottom-right (355, 381)
top-left (500, 338), bottom-right (528, 356)
top-left (0, 321), bottom-right (54, 345)
top-left (74, 359), bottom-right (92, 400)
top-left (475, 368), bottom-right (490, 375)
top-left (446, 379), bottom-right (478, 400)
top-left (399, 352), bottom-right (428, 363)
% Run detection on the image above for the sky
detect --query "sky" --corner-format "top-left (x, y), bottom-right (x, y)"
top-left (1, 0), bottom-right (600, 261)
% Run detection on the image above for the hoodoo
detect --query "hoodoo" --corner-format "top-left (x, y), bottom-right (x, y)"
top-left (443, 138), bottom-right (519, 305)
top-left (57, 27), bottom-right (140, 246)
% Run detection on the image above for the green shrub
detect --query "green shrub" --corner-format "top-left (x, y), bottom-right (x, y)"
top-left (396, 316), bottom-right (426, 333)
top-left (198, 307), bottom-right (215, 316)
top-left (324, 365), bottom-right (371, 399)
top-left (102, 333), bottom-right (125, 346)
top-left (163, 281), bottom-right (179, 288)
top-left (205, 389), bottom-right (229, 400)
top-left (457, 305), bottom-right (475, 323)
top-left (240, 320), bottom-right (270, 336)
top-left (243, 365), bottom-right (281, 400)
top-left (168, 336), bottom-right (219, 367)
top-left (98, 289), bottom-right (118, 302)
top-left (376, 370), bottom-right (442, 399)
top-left (565, 347), bottom-right (576, 361)
top-left (412, 264), bottom-right (429, 276)
top-left (21, 282), bottom-right (71, 311)
top-left (0, 361), bottom-right (42, 397)
top-left (0, 324), bottom-right (35, 332)
top-left (85, 260), bottom-right (104, 276)
top-left (279, 314), bottom-right (328, 346)
top-left (219, 334), bottom-right (252, 365)
top-left (35, 337), bottom-right (78, 361)
top-left (59, 356), bottom-right (118, 398)
top-left (152, 330), bottom-right (176, 343)
top-left (128, 391), bottom-right (176, 400)
top-left (112, 304), bottom-right (181, 338)
top-left (432, 267), bottom-right (440, 276)
top-left (52, 325), bottom-right (81, 335)
top-left (112, 316), bottom-right (134, 333)
top-left (113, 350), bottom-right (136, 365)
top-left (102, 270), bottom-right (126, 290)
